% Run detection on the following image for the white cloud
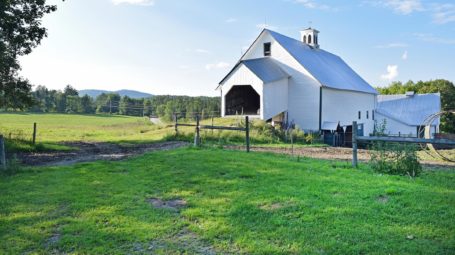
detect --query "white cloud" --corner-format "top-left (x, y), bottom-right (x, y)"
top-left (431, 3), bottom-right (455, 24)
top-left (367, 1), bottom-right (455, 25)
top-left (205, 62), bottom-right (230, 70)
top-left (294, 0), bottom-right (334, 11)
top-left (195, 49), bottom-right (210, 54)
top-left (225, 18), bottom-right (237, 23)
top-left (414, 33), bottom-right (455, 44)
top-left (112, 0), bottom-right (154, 6)
top-left (256, 23), bottom-right (278, 30)
top-left (375, 42), bottom-right (408, 48)
top-left (402, 50), bottom-right (408, 60)
top-left (382, 0), bottom-right (423, 15)
top-left (381, 65), bottom-right (399, 80)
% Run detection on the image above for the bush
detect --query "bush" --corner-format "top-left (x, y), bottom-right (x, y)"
top-left (369, 141), bottom-right (422, 177)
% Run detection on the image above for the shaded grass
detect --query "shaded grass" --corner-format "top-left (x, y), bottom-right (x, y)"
top-left (0, 148), bottom-right (454, 254)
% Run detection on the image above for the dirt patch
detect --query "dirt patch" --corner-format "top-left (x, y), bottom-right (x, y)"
top-left (143, 228), bottom-right (218, 255)
top-left (260, 203), bottom-right (285, 211)
top-left (17, 141), bottom-right (188, 167)
top-left (225, 145), bottom-right (455, 169)
top-left (147, 197), bottom-right (187, 211)
top-left (377, 195), bottom-right (389, 203)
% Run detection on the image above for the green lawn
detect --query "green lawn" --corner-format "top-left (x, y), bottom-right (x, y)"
top-left (1, 148), bottom-right (454, 254)
top-left (0, 113), bottom-right (170, 143)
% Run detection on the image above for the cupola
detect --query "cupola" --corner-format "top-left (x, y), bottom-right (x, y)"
top-left (300, 27), bottom-right (320, 49)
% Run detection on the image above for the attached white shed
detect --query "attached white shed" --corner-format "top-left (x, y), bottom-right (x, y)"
top-left (375, 93), bottom-right (441, 137)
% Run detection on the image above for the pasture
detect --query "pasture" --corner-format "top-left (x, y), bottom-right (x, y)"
top-left (0, 148), bottom-right (454, 254)
top-left (0, 113), bottom-right (454, 254)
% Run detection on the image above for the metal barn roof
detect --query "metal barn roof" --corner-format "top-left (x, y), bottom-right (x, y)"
top-left (321, 121), bottom-right (339, 131)
top-left (266, 29), bottom-right (378, 95)
top-left (376, 93), bottom-right (441, 126)
top-left (242, 58), bottom-right (289, 83)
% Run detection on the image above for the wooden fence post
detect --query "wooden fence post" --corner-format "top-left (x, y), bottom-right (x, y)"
top-left (32, 122), bottom-right (37, 145)
top-left (211, 117), bottom-right (214, 135)
top-left (174, 114), bottom-right (178, 135)
top-left (0, 135), bottom-right (6, 170)
top-left (245, 116), bottom-right (250, 153)
top-left (195, 115), bottom-right (200, 146)
top-left (352, 121), bottom-right (358, 168)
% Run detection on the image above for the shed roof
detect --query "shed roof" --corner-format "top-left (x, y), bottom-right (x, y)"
top-left (376, 93), bottom-right (441, 126)
top-left (321, 121), bottom-right (339, 131)
top-left (242, 58), bottom-right (289, 83)
top-left (265, 29), bottom-right (377, 94)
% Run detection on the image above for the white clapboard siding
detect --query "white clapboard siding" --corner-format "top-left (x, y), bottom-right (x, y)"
top-left (322, 88), bottom-right (376, 135)
top-left (263, 78), bottom-right (288, 120)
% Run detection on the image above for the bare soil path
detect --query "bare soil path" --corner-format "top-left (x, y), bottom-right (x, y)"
top-left (226, 145), bottom-right (455, 169)
top-left (18, 141), bottom-right (188, 167)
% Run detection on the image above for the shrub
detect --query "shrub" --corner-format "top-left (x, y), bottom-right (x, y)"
top-left (369, 141), bottom-right (422, 177)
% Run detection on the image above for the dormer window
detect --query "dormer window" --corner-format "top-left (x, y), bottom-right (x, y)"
top-left (264, 42), bottom-right (271, 56)
top-left (308, 35), bottom-right (312, 44)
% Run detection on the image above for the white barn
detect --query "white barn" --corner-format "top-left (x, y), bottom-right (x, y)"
top-left (375, 92), bottom-right (441, 137)
top-left (217, 28), bottom-right (378, 136)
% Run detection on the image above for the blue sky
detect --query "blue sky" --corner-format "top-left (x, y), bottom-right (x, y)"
top-left (19, 0), bottom-right (455, 96)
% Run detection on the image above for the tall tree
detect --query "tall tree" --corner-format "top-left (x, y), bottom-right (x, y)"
top-left (0, 0), bottom-right (58, 110)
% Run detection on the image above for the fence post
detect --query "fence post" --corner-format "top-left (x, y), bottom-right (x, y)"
top-left (352, 121), bottom-right (358, 168)
top-left (211, 117), bottom-right (214, 135)
top-left (32, 122), bottom-right (37, 145)
top-left (174, 114), bottom-right (178, 135)
top-left (195, 115), bottom-right (200, 147)
top-left (0, 135), bottom-right (6, 170)
top-left (245, 116), bottom-right (250, 153)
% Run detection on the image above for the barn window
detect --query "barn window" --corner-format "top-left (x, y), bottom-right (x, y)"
top-left (358, 111), bottom-right (361, 120)
top-left (315, 35), bottom-right (318, 44)
top-left (366, 111), bottom-right (369, 119)
top-left (303, 35), bottom-right (307, 43)
top-left (372, 110), bottom-right (375, 120)
top-left (264, 42), bottom-right (271, 56)
top-left (308, 35), bottom-right (312, 44)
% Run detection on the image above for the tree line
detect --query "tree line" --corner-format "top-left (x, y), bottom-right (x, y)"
top-left (376, 79), bottom-right (455, 133)
top-left (28, 85), bottom-right (221, 120)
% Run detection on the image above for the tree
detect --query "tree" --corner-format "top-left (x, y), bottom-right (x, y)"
top-left (143, 99), bottom-right (153, 116)
top-left (80, 95), bottom-right (94, 114)
top-left (64, 85), bottom-right (78, 97)
top-left (0, 0), bottom-right (58, 109)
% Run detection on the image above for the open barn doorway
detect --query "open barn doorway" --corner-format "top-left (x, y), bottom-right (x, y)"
top-left (225, 85), bottom-right (260, 116)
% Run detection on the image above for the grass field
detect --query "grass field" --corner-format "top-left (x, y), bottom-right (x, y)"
top-left (0, 113), bottom-right (169, 143)
top-left (0, 148), bottom-right (454, 254)
top-left (0, 113), bottom-right (323, 153)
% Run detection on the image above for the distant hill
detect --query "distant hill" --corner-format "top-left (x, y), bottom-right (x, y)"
top-left (79, 89), bottom-right (153, 99)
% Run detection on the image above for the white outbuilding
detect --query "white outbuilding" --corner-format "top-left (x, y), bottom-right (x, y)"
top-left (375, 92), bottom-right (441, 137)
top-left (217, 28), bottom-right (378, 137)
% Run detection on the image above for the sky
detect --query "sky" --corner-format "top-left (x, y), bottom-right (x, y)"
top-left (19, 0), bottom-right (455, 96)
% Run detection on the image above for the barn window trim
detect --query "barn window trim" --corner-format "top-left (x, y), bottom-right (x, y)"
top-left (264, 42), bottom-right (271, 57)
